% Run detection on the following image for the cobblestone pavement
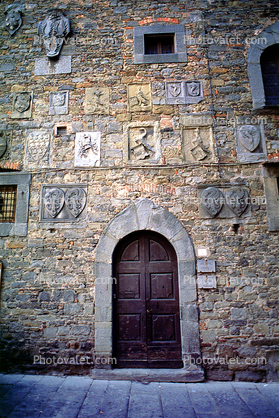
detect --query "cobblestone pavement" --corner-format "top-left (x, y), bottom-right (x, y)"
top-left (0, 374), bottom-right (279, 418)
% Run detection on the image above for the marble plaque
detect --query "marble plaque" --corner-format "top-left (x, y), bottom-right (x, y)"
top-left (49, 91), bottom-right (69, 115)
top-left (34, 56), bottom-right (71, 76)
top-left (75, 132), bottom-right (101, 167)
top-left (40, 184), bottom-right (87, 222)
top-left (166, 82), bottom-right (186, 104)
top-left (197, 259), bottom-right (216, 273)
top-left (166, 81), bottom-right (204, 104)
top-left (128, 84), bottom-right (151, 112)
top-left (84, 87), bottom-right (109, 115)
top-left (198, 275), bottom-right (217, 289)
top-left (198, 185), bottom-right (251, 219)
top-left (11, 92), bottom-right (33, 119)
top-left (25, 131), bottom-right (51, 167)
top-left (182, 127), bottom-right (214, 163)
top-left (235, 124), bottom-right (267, 163)
top-left (124, 121), bottom-right (161, 164)
top-left (152, 82), bottom-right (165, 105)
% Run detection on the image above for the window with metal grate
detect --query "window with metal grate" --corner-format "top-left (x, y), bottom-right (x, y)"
top-left (0, 185), bottom-right (17, 223)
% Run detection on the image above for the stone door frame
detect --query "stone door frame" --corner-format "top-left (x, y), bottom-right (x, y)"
top-left (94, 198), bottom-right (201, 369)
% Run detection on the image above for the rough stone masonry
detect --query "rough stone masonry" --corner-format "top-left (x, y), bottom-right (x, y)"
top-left (0, 0), bottom-right (278, 382)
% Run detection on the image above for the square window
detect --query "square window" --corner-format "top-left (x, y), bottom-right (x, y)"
top-left (144, 34), bottom-right (174, 55)
top-left (134, 24), bottom-right (187, 64)
top-left (0, 185), bottom-right (17, 223)
top-left (56, 126), bottom-right (67, 136)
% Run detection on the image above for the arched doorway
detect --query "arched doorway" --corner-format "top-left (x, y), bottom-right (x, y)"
top-left (113, 230), bottom-right (182, 368)
top-left (94, 198), bottom-right (202, 376)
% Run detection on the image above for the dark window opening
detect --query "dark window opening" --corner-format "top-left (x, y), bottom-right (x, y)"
top-left (144, 33), bottom-right (174, 55)
top-left (56, 126), bottom-right (67, 136)
top-left (232, 224), bottom-right (240, 234)
top-left (261, 44), bottom-right (279, 106)
top-left (0, 185), bottom-right (17, 223)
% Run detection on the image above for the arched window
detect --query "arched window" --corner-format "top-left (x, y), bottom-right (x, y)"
top-left (247, 22), bottom-right (279, 110)
top-left (260, 44), bottom-right (279, 106)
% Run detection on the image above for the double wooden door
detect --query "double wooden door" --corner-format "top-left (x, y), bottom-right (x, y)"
top-left (113, 231), bottom-right (182, 368)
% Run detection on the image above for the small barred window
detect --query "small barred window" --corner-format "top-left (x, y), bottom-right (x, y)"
top-left (0, 185), bottom-right (17, 223)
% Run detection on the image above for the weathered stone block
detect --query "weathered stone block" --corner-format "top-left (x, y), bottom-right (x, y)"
top-left (234, 370), bottom-right (265, 382)
top-left (71, 325), bottom-right (91, 336)
top-left (38, 291), bottom-right (51, 302)
top-left (43, 327), bottom-right (57, 339)
top-left (64, 303), bottom-right (83, 315)
top-left (206, 368), bottom-right (234, 381)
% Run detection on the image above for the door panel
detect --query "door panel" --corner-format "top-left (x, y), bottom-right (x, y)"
top-left (113, 231), bottom-right (182, 368)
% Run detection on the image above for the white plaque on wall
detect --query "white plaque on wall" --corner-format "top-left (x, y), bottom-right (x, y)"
top-left (74, 132), bottom-right (101, 167)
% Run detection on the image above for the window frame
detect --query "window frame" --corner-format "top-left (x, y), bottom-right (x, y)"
top-left (144, 33), bottom-right (175, 55)
top-left (134, 24), bottom-right (187, 64)
top-left (0, 185), bottom-right (17, 223)
top-left (262, 163), bottom-right (279, 232)
top-left (0, 173), bottom-right (31, 236)
top-left (247, 22), bottom-right (279, 111)
top-left (260, 44), bottom-right (279, 106)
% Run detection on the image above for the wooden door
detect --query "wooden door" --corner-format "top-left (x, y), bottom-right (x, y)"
top-left (113, 231), bottom-right (182, 368)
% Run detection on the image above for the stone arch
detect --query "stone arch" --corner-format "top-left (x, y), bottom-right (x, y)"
top-left (94, 198), bottom-right (201, 370)
top-left (247, 22), bottom-right (279, 109)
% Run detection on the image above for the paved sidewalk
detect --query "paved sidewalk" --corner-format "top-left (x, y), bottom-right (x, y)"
top-left (0, 374), bottom-right (279, 418)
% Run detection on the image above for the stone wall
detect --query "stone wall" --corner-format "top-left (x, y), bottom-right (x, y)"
top-left (0, 0), bottom-right (279, 381)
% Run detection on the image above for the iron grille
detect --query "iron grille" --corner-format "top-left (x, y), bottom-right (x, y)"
top-left (0, 185), bottom-right (17, 223)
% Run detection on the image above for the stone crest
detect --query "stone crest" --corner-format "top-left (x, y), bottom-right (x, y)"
top-left (84, 87), bottom-right (109, 115)
top-left (168, 82), bottom-right (182, 97)
top-left (201, 187), bottom-right (224, 218)
top-left (4, 2), bottom-right (24, 35)
top-left (124, 121), bottom-right (161, 164)
top-left (41, 184), bottom-right (87, 222)
top-left (181, 114), bottom-right (215, 163)
top-left (49, 91), bottom-right (69, 115)
top-left (75, 132), bottom-right (101, 167)
top-left (128, 85), bottom-right (151, 112)
top-left (239, 125), bottom-right (260, 152)
top-left (38, 10), bottom-right (70, 58)
top-left (198, 184), bottom-right (251, 219)
top-left (65, 188), bottom-right (87, 218)
top-left (235, 123), bottom-right (266, 163)
top-left (186, 81), bottom-right (200, 97)
top-left (152, 82), bottom-right (165, 105)
top-left (11, 92), bottom-right (33, 119)
top-left (44, 188), bottom-right (64, 218)
top-left (26, 131), bottom-right (50, 165)
top-left (190, 128), bottom-right (212, 161)
top-left (166, 81), bottom-right (203, 104)
top-left (226, 188), bottom-right (249, 217)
